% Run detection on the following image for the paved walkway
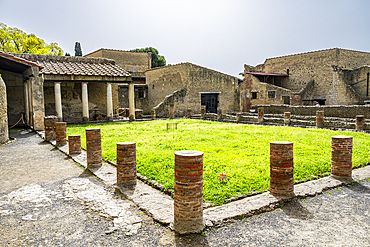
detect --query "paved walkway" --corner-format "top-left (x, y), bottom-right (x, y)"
top-left (1, 130), bottom-right (370, 246)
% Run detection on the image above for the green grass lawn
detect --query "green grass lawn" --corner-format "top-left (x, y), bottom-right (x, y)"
top-left (67, 119), bottom-right (370, 204)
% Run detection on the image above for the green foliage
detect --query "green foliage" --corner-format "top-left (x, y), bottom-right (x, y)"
top-left (0, 22), bottom-right (63, 55)
top-left (67, 119), bottom-right (370, 205)
top-left (74, 42), bottom-right (82, 56)
top-left (65, 52), bottom-right (71, 56)
top-left (130, 47), bottom-right (166, 68)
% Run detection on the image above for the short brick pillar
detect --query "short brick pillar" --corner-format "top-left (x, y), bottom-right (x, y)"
top-left (284, 112), bottom-right (291, 126)
top-left (217, 108), bottom-right (222, 121)
top-left (44, 116), bottom-right (58, 141)
top-left (151, 109), bottom-right (156, 120)
top-left (258, 108), bottom-right (264, 123)
top-left (269, 141), bottom-right (294, 197)
top-left (236, 112), bottom-right (242, 123)
top-left (186, 108), bottom-right (192, 118)
top-left (55, 122), bottom-right (67, 146)
top-left (117, 142), bottom-right (137, 188)
top-left (68, 135), bottom-right (81, 154)
top-left (356, 115), bottom-right (365, 131)
top-left (331, 135), bottom-right (353, 179)
top-left (316, 110), bottom-right (324, 128)
top-left (173, 150), bottom-right (204, 234)
top-left (169, 103), bottom-right (175, 119)
top-left (85, 128), bottom-right (102, 169)
top-left (201, 105), bottom-right (206, 119)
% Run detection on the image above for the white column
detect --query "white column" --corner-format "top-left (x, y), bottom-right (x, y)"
top-left (54, 82), bottom-right (63, 121)
top-left (128, 83), bottom-right (135, 121)
top-left (23, 82), bottom-right (29, 124)
top-left (82, 82), bottom-right (89, 122)
top-left (106, 83), bottom-right (113, 120)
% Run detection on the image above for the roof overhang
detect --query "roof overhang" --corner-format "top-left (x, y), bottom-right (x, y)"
top-left (0, 52), bottom-right (42, 74)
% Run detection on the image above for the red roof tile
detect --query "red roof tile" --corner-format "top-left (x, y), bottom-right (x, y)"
top-left (9, 53), bottom-right (130, 77)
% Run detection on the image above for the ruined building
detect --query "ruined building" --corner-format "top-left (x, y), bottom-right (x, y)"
top-left (242, 48), bottom-right (370, 109)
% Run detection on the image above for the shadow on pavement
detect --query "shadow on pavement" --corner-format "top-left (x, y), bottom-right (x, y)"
top-left (282, 199), bottom-right (314, 220)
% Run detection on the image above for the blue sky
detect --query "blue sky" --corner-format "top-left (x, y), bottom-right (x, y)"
top-left (1, 0), bottom-right (369, 77)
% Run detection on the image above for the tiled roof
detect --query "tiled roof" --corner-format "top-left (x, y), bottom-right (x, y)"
top-left (9, 53), bottom-right (130, 77)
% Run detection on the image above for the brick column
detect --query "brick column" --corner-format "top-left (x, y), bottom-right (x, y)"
top-left (68, 135), bottom-right (81, 154)
top-left (151, 109), bottom-right (156, 120)
top-left (331, 135), bottom-right (353, 179)
top-left (169, 103), bottom-right (175, 119)
top-left (86, 128), bottom-right (102, 169)
top-left (44, 116), bottom-right (58, 141)
top-left (173, 150), bottom-right (204, 234)
top-left (186, 108), bottom-right (192, 118)
top-left (284, 112), bottom-right (291, 126)
top-left (117, 142), bottom-right (137, 188)
top-left (316, 110), bottom-right (324, 128)
top-left (236, 112), bottom-right (242, 123)
top-left (270, 141), bottom-right (294, 197)
top-left (258, 107), bottom-right (264, 123)
top-left (55, 122), bottom-right (67, 146)
top-left (217, 108), bottom-right (222, 121)
top-left (201, 105), bottom-right (206, 119)
top-left (356, 115), bottom-right (365, 131)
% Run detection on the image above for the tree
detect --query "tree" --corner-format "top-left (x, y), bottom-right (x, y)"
top-left (0, 22), bottom-right (63, 55)
top-left (74, 42), bottom-right (82, 56)
top-left (130, 47), bottom-right (166, 68)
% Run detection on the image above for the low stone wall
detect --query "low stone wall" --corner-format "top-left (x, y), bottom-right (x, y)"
top-left (252, 104), bottom-right (370, 118)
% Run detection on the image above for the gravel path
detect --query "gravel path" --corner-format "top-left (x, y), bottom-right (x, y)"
top-left (1, 130), bottom-right (370, 246)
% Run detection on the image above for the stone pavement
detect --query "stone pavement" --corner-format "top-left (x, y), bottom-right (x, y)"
top-left (1, 129), bottom-right (370, 246)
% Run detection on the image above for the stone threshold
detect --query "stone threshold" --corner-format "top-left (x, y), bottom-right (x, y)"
top-left (36, 130), bottom-right (370, 229)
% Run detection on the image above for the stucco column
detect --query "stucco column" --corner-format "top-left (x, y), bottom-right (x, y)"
top-left (129, 83), bottom-right (135, 121)
top-left (106, 83), bottom-right (113, 120)
top-left (54, 82), bottom-right (63, 122)
top-left (82, 83), bottom-right (89, 122)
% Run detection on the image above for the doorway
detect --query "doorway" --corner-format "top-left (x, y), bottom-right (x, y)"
top-left (201, 93), bottom-right (219, 113)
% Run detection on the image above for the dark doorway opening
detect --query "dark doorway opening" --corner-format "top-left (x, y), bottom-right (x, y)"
top-left (201, 93), bottom-right (219, 113)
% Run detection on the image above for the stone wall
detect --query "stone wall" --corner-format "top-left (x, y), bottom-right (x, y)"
top-left (145, 63), bottom-right (240, 114)
top-left (252, 104), bottom-right (370, 118)
top-left (249, 48), bottom-right (370, 104)
top-left (326, 66), bottom-right (362, 105)
top-left (0, 75), bottom-right (8, 143)
top-left (85, 49), bottom-right (151, 73)
top-left (0, 70), bottom-right (25, 126)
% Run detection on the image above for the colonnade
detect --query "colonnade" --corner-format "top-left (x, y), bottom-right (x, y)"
top-left (53, 82), bottom-right (135, 122)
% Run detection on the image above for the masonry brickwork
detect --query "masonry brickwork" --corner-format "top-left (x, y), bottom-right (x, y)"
top-left (331, 135), bottom-right (353, 179)
top-left (116, 142), bottom-right (137, 187)
top-left (55, 122), bottom-right (67, 146)
top-left (173, 150), bottom-right (204, 234)
top-left (44, 116), bottom-right (58, 141)
top-left (86, 128), bottom-right (102, 169)
top-left (68, 135), bottom-right (82, 154)
top-left (269, 141), bottom-right (294, 196)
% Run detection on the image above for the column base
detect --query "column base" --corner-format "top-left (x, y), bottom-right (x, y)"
top-left (129, 114), bottom-right (135, 121)
top-left (82, 117), bottom-right (89, 122)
